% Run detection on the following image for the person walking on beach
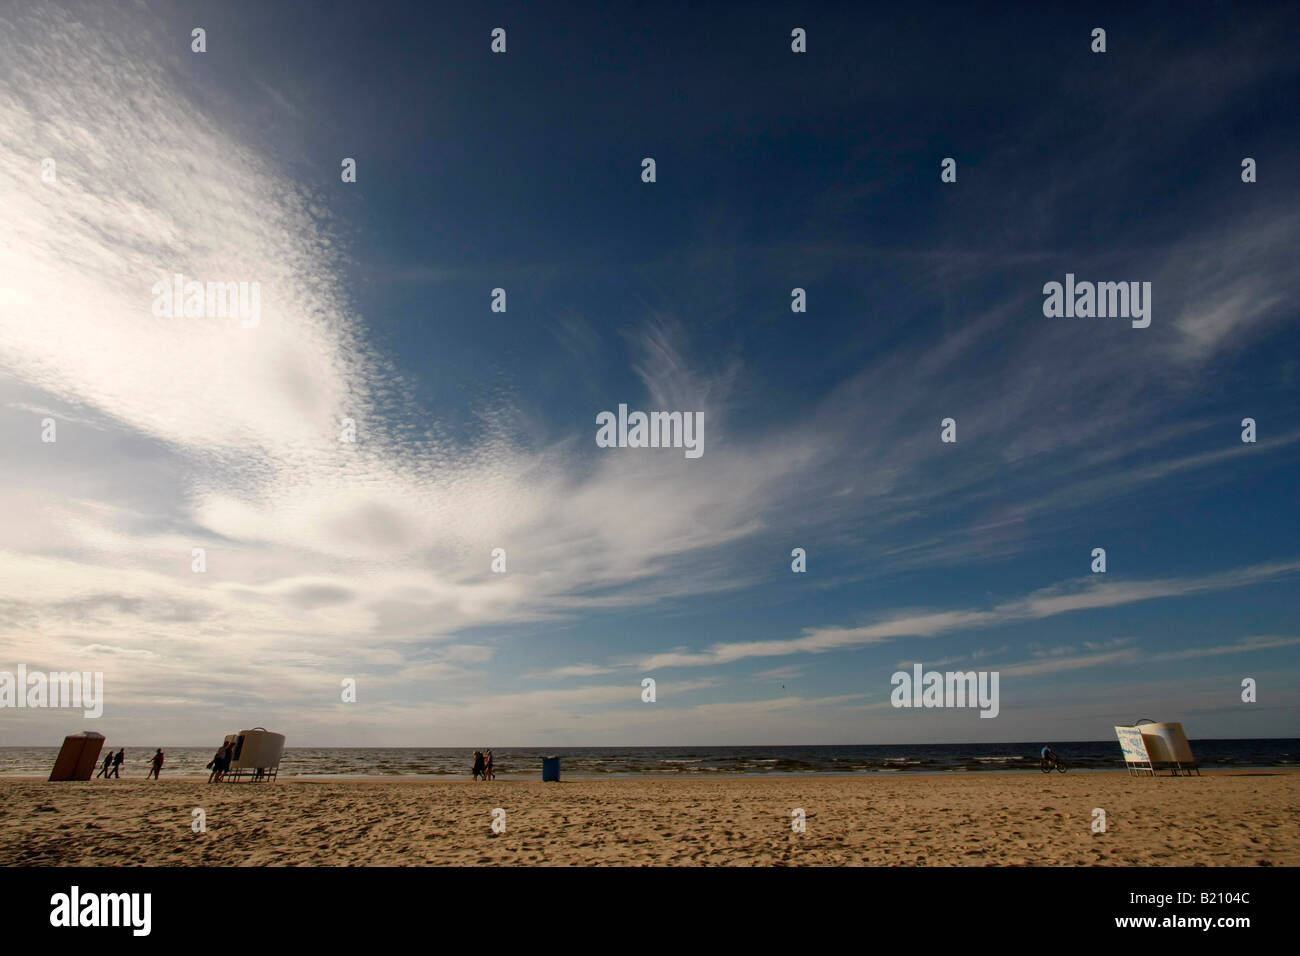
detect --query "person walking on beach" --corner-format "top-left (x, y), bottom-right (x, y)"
top-left (484, 749), bottom-right (494, 781)
top-left (219, 742), bottom-right (234, 781)
top-left (147, 748), bottom-right (164, 780)
top-left (472, 750), bottom-right (485, 781)
top-left (94, 749), bottom-right (113, 779)
top-left (110, 748), bottom-right (124, 778)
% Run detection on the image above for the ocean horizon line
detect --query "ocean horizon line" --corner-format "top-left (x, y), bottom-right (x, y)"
top-left (3, 735), bottom-right (1291, 749)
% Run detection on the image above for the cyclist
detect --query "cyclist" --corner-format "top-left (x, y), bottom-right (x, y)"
top-left (1041, 744), bottom-right (1059, 769)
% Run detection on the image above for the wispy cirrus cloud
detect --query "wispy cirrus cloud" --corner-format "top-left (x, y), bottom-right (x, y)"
top-left (635, 561), bottom-right (1300, 669)
top-left (0, 3), bottom-right (828, 742)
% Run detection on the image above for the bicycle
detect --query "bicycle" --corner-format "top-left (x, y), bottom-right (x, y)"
top-left (1039, 757), bottom-right (1067, 773)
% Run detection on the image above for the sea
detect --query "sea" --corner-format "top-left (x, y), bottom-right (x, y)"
top-left (1, 739), bottom-right (1295, 778)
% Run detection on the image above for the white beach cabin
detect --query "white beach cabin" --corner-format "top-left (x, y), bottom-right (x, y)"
top-left (223, 727), bottom-right (286, 782)
top-left (1114, 720), bottom-right (1199, 776)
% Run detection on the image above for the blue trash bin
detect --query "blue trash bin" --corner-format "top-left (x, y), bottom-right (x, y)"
top-left (541, 755), bottom-right (561, 782)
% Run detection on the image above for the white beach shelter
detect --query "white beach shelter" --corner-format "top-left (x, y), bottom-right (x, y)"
top-left (1114, 725), bottom-right (1153, 776)
top-left (1114, 720), bottom-right (1199, 776)
top-left (1139, 721), bottom-right (1198, 775)
top-left (224, 727), bottom-right (286, 782)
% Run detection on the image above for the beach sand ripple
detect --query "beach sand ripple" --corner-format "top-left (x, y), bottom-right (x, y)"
top-left (1, 771), bottom-right (1295, 867)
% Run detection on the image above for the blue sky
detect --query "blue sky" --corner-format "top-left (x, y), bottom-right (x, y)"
top-left (1, 0), bottom-right (1297, 746)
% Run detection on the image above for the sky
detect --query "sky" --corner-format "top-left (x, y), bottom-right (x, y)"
top-left (1, 0), bottom-right (1297, 746)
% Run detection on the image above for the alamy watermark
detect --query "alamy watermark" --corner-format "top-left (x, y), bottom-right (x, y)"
top-left (1042, 273), bottom-right (1150, 328)
top-left (595, 404), bottom-right (704, 458)
top-left (0, 666), bottom-right (103, 718)
top-left (890, 663), bottom-right (999, 718)
top-left (49, 886), bottom-right (150, 936)
top-left (151, 273), bottom-right (261, 327)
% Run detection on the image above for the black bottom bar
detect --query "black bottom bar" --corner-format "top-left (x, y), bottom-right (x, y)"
top-left (3, 866), bottom-right (1280, 942)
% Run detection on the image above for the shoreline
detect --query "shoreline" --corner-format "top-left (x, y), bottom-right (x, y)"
top-left (1, 767), bottom-right (1293, 783)
top-left (4, 767), bottom-right (1298, 781)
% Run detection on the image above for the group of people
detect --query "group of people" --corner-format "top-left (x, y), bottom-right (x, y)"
top-left (94, 747), bottom-right (165, 779)
top-left (88, 740), bottom-right (254, 783)
top-left (206, 740), bottom-right (236, 782)
top-left (94, 747), bottom-right (124, 778)
top-left (472, 749), bottom-right (495, 781)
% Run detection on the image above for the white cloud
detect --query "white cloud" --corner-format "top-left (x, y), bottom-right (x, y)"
top-left (0, 5), bottom-right (823, 742)
top-left (634, 561), bottom-right (1300, 669)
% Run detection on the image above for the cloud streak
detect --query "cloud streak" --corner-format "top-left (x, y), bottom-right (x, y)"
top-left (635, 561), bottom-right (1300, 669)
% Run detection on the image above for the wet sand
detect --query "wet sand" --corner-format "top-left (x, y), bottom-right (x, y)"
top-left (1, 771), bottom-right (1295, 866)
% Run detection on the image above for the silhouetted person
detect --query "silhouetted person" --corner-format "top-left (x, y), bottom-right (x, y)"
top-left (110, 748), bottom-right (124, 778)
top-left (207, 744), bottom-right (225, 783)
top-left (147, 748), bottom-right (164, 780)
top-left (484, 749), bottom-right (494, 781)
top-left (219, 742), bottom-right (234, 781)
top-left (472, 750), bottom-right (485, 781)
top-left (94, 750), bottom-right (112, 778)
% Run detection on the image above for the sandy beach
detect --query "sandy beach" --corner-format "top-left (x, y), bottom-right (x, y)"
top-left (1, 770), bottom-right (1295, 866)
